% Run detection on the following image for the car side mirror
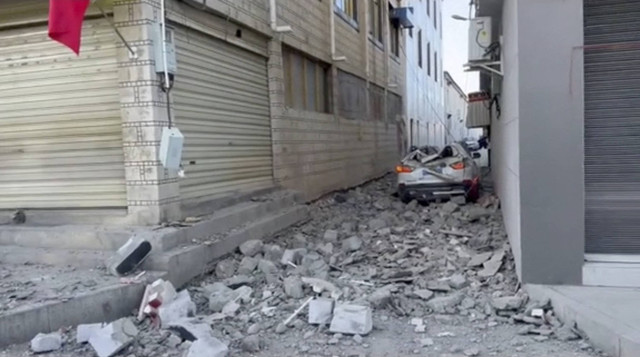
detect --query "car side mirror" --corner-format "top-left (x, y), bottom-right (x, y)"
top-left (472, 152), bottom-right (481, 159)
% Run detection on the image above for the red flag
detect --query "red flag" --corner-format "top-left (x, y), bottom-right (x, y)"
top-left (48, 0), bottom-right (91, 55)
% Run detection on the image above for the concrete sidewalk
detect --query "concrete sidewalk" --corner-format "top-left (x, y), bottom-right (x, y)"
top-left (527, 284), bottom-right (640, 357)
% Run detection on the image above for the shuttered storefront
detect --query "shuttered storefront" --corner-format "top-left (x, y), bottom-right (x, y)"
top-left (0, 19), bottom-right (126, 209)
top-left (173, 26), bottom-right (273, 205)
top-left (584, 0), bottom-right (640, 253)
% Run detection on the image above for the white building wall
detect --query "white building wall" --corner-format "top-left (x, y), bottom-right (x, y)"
top-left (404, 0), bottom-right (445, 149)
top-left (444, 75), bottom-right (468, 143)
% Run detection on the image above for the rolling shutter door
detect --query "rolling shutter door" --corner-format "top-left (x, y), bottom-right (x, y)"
top-left (0, 19), bottom-right (126, 209)
top-left (584, 0), bottom-right (640, 253)
top-left (173, 26), bottom-right (273, 204)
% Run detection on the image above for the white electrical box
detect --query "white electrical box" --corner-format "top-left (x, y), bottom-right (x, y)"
top-left (159, 127), bottom-right (184, 170)
top-left (468, 17), bottom-right (492, 62)
top-left (153, 22), bottom-right (177, 75)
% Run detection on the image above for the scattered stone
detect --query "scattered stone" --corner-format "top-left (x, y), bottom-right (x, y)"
top-left (464, 347), bottom-right (480, 356)
top-left (77, 323), bottom-right (104, 344)
top-left (247, 323), bottom-right (261, 335)
top-left (555, 326), bottom-right (580, 341)
top-left (478, 250), bottom-right (505, 278)
top-left (414, 324), bottom-right (426, 333)
top-left (329, 304), bottom-right (373, 335)
top-left (31, 332), bottom-right (62, 353)
top-left (451, 195), bottom-right (467, 205)
top-left (467, 252), bottom-right (493, 267)
top-left (263, 244), bottom-right (284, 262)
top-left (579, 341), bottom-right (591, 350)
top-left (353, 334), bottom-right (364, 344)
top-left (237, 257), bottom-right (259, 275)
top-left (441, 201), bottom-right (459, 215)
top-left (420, 338), bottom-right (434, 347)
top-left (89, 318), bottom-right (138, 357)
top-left (159, 290), bottom-right (196, 327)
top-left (222, 275), bottom-right (254, 289)
top-left (368, 218), bottom-right (387, 230)
top-left (309, 298), bottom-right (334, 325)
top-left (533, 336), bottom-right (550, 342)
top-left (283, 276), bottom-right (304, 298)
top-left (427, 293), bottom-right (464, 313)
top-left (275, 323), bottom-right (287, 334)
top-left (427, 280), bottom-right (452, 292)
top-left (491, 295), bottom-right (526, 311)
top-left (467, 207), bottom-right (491, 222)
top-left (258, 259), bottom-right (278, 275)
top-left (324, 230), bottom-right (339, 242)
top-left (448, 274), bottom-right (467, 289)
top-left (301, 277), bottom-right (340, 297)
top-left (342, 236), bottom-right (363, 252)
top-left (531, 308), bottom-right (545, 318)
top-left (166, 333), bottom-right (182, 348)
top-left (412, 289), bottom-right (435, 301)
top-left (208, 284), bottom-right (235, 312)
top-left (215, 259), bottom-right (237, 279)
top-left (186, 337), bottom-right (228, 357)
top-left (239, 239), bottom-right (264, 257)
top-left (460, 297), bottom-right (476, 310)
top-left (318, 242), bottom-right (334, 256)
top-left (368, 285), bottom-right (394, 307)
top-left (168, 320), bottom-right (216, 341)
top-left (241, 335), bottom-right (262, 352)
top-left (281, 248), bottom-right (307, 266)
top-left (222, 300), bottom-right (240, 316)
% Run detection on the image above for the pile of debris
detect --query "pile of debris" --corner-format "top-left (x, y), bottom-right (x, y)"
top-left (21, 176), bottom-right (587, 356)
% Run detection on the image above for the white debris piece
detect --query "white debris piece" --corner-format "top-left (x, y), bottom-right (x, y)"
top-left (308, 298), bottom-right (334, 325)
top-left (88, 318), bottom-right (138, 357)
top-left (186, 337), bottom-right (229, 357)
top-left (329, 304), bottom-right (372, 335)
top-left (77, 323), bottom-right (105, 344)
top-left (31, 332), bottom-right (62, 353)
top-left (159, 290), bottom-right (196, 327)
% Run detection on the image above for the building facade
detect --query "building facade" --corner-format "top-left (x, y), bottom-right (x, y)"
top-left (0, 0), bottom-right (405, 226)
top-left (443, 71), bottom-right (472, 144)
top-left (477, 0), bottom-right (640, 287)
top-left (403, 0), bottom-right (445, 150)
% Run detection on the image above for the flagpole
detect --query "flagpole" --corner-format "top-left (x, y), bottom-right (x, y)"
top-left (94, 1), bottom-right (137, 58)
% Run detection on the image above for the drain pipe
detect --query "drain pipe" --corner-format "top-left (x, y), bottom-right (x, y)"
top-left (269, 0), bottom-right (292, 33)
top-left (330, 2), bottom-right (346, 61)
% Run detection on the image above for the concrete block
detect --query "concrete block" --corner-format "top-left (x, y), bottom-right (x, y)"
top-left (283, 276), bottom-right (304, 298)
top-left (168, 320), bottom-right (214, 341)
top-left (280, 248), bottom-right (307, 266)
top-left (106, 236), bottom-right (152, 276)
top-left (329, 304), bottom-right (372, 335)
top-left (342, 236), bottom-right (363, 252)
top-left (308, 298), bottom-right (334, 325)
top-left (186, 337), bottom-right (229, 357)
top-left (77, 323), bottom-right (104, 344)
top-left (159, 290), bottom-right (196, 327)
top-left (30, 332), bottom-right (62, 353)
top-left (239, 239), bottom-right (264, 257)
top-left (89, 318), bottom-right (138, 357)
top-left (237, 256), bottom-right (259, 275)
top-left (324, 230), bottom-right (339, 242)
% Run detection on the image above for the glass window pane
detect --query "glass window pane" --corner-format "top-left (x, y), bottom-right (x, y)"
top-left (291, 52), bottom-right (304, 109)
top-left (305, 59), bottom-right (317, 111)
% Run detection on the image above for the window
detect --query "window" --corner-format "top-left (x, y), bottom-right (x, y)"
top-left (389, 4), bottom-right (399, 57)
top-left (417, 30), bottom-right (422, 68)
top-left (427, 42), bottom-right (431, 76)
top-left (427, 0), bottom-right (430, 16)
top-left (370, 0), bottom-right (383, 43)
top-left (433, 0), bottom-right (437, 29)
top-left (282, 46), bottom-right (330, 113)
top-left (434, 51), bottom-right (438, 82)
top-left (335, 0), bottom-right (358, 23)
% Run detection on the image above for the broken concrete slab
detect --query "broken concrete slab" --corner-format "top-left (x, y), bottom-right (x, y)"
top-left (448, 274), bottom-right (468, 289)
top-left (368, 218), bottom-right (387, 230)
top-left (368, 285), bottom-right (394, 307)
top-left (280, 248), bottom-right (307, 266)
top-left (77, 323), bottom-right (104, 344)
top-left (88, 318), bottom-right (138, 357)
top-left (478, 249), bottom-right (506, 278)
top-left (31, 332), bottom-right (62, 353)
top-left (467, 252), bottom-right (493, 267)
top-left (186, 337), bottom-right (229, 357)
top-left (329, 304), bottom-right (372, 335)
top-left (215, 259), bottom-right (237, 279)
top-left (258, 259), bottom-right (278, 275)
top-left (427, 280), bottom-right (452, 292)
top-left (441, 201), bottom-right (459, 215)
top-left (239, 239), bottom-right (264, 257)
top-left (106, 236), bottom-right (151, 276)
top-left (426, 293), bottom-right (464, 313)
top-left (168, 319), bottom-right (215, 341)
top-left (324, 230), bottom-right (339, 242)
top-left (159, 290), bottom-right (196, 327)
top-left (491, 295), bottom-right (527, 311)
top-left (412, 289), bottom-right (435, 301)
top-left (308, 298), bottom-right (334, 325)
top-left (237, 256), bottom-right (259, 275)
top-left (342, 236), bottom-right (363, 252)
top-left (263, 244), bottom-right (284, 262)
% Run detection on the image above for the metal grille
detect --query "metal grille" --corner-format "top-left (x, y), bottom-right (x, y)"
top-left (584, 0), bottom-right (640, 253)
top-left (0, 20), bottom-right (126, 209)
top-left (172, 25), bottom-right (274, 206)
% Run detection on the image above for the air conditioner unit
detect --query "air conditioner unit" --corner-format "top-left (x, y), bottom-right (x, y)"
top-left (468, 17), bottom-right (492, 62)
top-left (467, 91), bottom-right (491, 128)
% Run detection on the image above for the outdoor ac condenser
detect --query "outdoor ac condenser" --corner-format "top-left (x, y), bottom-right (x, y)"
top-left (468, 17), bottom-right (492, 62)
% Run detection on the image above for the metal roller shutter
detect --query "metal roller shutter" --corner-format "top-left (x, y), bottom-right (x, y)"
top-left (0, 19), bottom-right (126, 209)
top-left (173, 25), bottom-right (273, 204)
top-left (584, 0), bottom-right (640, 253)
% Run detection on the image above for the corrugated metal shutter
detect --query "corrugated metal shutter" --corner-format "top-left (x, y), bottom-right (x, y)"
top-left (0, 19), bottom-right (126, 209)
top-left (584, 0), bottom-right (640, 253)
top-left (173, 25), bottom-right (273, 204)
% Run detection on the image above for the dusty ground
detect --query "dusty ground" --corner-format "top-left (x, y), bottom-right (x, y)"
top-left (1, 176), bottom-right (605, 357)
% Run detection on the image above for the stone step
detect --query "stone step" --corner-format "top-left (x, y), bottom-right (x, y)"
top-left (144, 205), bottom-right (310, 287)
top-left (0, 225), bottom-right (141, 251)
top-left (0, 245), bottom-right (112, 269)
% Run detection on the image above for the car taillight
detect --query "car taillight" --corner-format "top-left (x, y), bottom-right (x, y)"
top-left (450, 162), bottom-right (465, 170)
top-left (395, 165), bottom-right (414, 173)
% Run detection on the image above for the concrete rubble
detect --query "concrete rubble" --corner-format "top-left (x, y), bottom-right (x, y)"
top-left (9, 176), bottom-right (597, 357)
top-left (30, 332), bottom-right (62, 353)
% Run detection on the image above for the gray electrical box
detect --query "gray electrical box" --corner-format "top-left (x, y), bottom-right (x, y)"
top-left (153, 22), bottom-right (177, 75)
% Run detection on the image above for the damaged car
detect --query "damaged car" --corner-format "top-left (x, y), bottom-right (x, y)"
top-left (395, 142), bottom-right (481, 203)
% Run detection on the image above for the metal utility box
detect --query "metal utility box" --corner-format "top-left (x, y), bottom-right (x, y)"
top-left (468, 17), bottom-right (492, 62)
top-left (153, 22), bottom-right (177, 75)
top-left (159, 127), bottom-right (184, 170)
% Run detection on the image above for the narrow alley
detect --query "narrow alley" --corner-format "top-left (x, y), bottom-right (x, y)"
top-left (1, 176), bottom-right (602, 357)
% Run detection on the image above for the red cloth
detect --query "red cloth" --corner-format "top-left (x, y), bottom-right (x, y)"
top-left (48, 0), bottom-right (91, 55)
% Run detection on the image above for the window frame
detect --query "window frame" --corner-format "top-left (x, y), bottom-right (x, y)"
top-left (369, 0), bottom-right (384, 44)
top-left (282, 46), bottom-right (331, 113)
top-left (389, 3), bottom-right (400, 58)
top-left (417, 29), bottom-right (423, 68)
top-left (427, 41), bottom-right (431, 76)
top-left (334, 0), bottom-right (359, 28)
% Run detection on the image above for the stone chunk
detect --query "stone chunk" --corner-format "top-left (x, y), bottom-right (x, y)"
top-left (368, 285), bottom-right (394, 307)
top-left (368, 218), bottom-right (387, 230)
top-left (467, 252), bottom-right (493, 267)
top-left (329, 304), bottom-right (372, 335)
top-left (106, 236), bottom-right (152, 276)
top-left (263, 244), bottom-right (284, 262)
top-left (89, 318), bottom-right (138, 357)
top-left (308, 298), bottom-right (334, 325)
top-left (448, 274), bottom-right (468, 289)
top-left (491, 295), bottom-right (527, 311)
top-left (283, 276), bottom-right (304, 298)
top-left (342, 236), bottom-right (363, 252)
top-left (168, 320), bottom-right (215, 341)
top-left (237, 257), bottom-right (259, 275)
top-left (441, 201), bottom-right (459, 215)
top-left (239, 239), bottom-right (264, 257)
top-left (324, 230), bottom-right (339, 242)
top-left (426, 293), bottom-right (464, 313)
top-left (281, 248), bottom-right (307, 266)
top-left (241, 335), bottom-right (262, 352)
top-left (478, 249), bottom-right (505, 278)
top-left (412, 289), bottom-right (434, 301)
top-left (31, 332), bottom-right (62, 353)
top-left (427, 280), bottom-right (451, 292)
top-left (215, 259), bottom-right (237, 279)
top-left (258, 259), bottom-right (278, 275)
top-left (186, 337), bottom-right (229, 357)
top-left (159, 290), bottom-right (196, 327)
top-left (77, 323), bottom-right (104, 344)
